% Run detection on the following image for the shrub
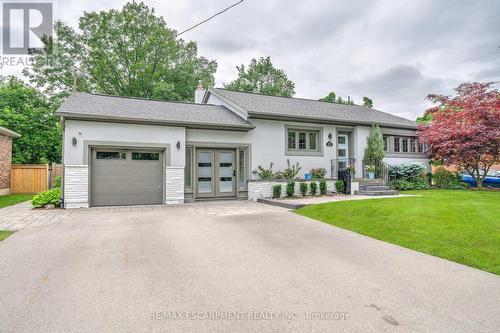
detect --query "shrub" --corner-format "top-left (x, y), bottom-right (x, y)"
top-left (319, 180), bottom-right (327, 194)
top-left (389, 179), bottom-right (413, 190)
top-left (272, 184), bottom-right (282, 199)
top-left (299, 182), bottom-right (308, 196)
top-left (281, 159), bottom-right (302, 181)
top-left (310, 168), bottom-right (327, 180)
top-left (286, 182), bottom-right (295, 197)
top-left (390, 177), bottom-right (430, 190)
top-left (389, 163), bottom-right (425, 181)
top-left (255, 163), bottom-right (275, 180)
top-left (309, 182), bottom-right (318, 195)
top-left (433, 167), bottom-right (463, 189)
top-left (32, 188), bottom-right (61, 208)
top-left (335, 180), bottom-right (345, 193)
top-left (53, 176), bottom-right (62, 188)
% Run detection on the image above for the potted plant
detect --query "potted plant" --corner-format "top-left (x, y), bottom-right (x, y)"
top-left (366, 165), bottom-right (376, 179)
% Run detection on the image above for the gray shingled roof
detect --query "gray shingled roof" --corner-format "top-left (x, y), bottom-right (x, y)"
top-left (56, 93), bottom-right (254, 130)
top-left (211, 88), bottom-right (417, 129)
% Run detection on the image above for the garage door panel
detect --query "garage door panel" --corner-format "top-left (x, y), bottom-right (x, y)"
top-left (91, 149), bottom-right (164, 207)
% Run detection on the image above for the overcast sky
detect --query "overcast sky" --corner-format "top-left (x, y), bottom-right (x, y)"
top-left (2, 0), bottom-right (499, 120)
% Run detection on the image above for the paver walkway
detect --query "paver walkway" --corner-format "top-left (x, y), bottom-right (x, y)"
top-left (0, 200), bottom-right (284, 231)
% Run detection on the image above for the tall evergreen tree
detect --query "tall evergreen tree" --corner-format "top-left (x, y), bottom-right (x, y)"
top-left (363, 125), bottom-right (385, 167)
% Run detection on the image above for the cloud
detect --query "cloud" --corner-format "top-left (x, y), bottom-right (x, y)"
top-left (1, 0), bottom-right (499, 121)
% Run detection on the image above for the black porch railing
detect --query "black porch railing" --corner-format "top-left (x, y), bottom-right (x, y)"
top-left (330, 158), bottom-right (356, 179)
top-left (361, 160), bottom-right (392, 185)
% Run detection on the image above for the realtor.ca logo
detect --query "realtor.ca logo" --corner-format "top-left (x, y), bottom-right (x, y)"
top-left (2, 1), bottom-right (53, 54)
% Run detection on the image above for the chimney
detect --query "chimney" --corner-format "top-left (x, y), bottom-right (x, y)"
top-left (194, 81), bottom-right (205, 104)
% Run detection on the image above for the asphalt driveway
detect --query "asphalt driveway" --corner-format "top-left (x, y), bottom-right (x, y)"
top-left (0, 201), bottom-right (499, 332)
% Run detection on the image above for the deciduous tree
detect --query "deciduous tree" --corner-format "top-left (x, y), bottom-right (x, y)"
top-left (0, 77), bottom-right (61, 163)
top-left (224, 56), bottom-right (295, 97)
top-left (319, 91), bottom-right (336, 103)
top-left (417, 82), bottom-right (500, 188)
top-left (363, 96), bottom-right (373, 108)
top-left (24, 1), bottom-right (217, 102)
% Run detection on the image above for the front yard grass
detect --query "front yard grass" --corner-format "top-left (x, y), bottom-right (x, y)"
top-left (296, 190), bottom-right (500, 275)
top-left (0, 230), bottom-right (14, 242)
top-left (0, 194), bottom-right (33, 209)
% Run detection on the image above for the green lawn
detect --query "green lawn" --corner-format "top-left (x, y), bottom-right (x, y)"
top-left (0, 230), bottom-right (14, 242)
top-left (0, 194), bottom-right (33, 209)
top-left (0, 194), bottom-right (31, 242)
top-left (296, 190), bottom-right (500, 275)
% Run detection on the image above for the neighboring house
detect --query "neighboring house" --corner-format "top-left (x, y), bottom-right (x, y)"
top-left (56, 86), bottom-right (429, 208)
top-left (0, 126), bottom-right (20, 195)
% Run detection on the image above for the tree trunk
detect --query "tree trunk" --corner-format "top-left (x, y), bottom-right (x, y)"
top-left (477, 179), bottom-right (483, 189)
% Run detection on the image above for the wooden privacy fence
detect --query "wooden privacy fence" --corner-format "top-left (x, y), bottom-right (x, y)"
top-left (11, 164), bottom-right (62, 194)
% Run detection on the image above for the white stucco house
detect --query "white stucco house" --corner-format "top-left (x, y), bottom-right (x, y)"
top-left (56, 86), bottom-right (429, 208)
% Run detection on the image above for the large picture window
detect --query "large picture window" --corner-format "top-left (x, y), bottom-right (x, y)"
top-left (286, 127), bottom-right (322, 155)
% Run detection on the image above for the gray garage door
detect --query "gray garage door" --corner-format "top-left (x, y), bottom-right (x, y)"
top-left (90, 149), bottom-right (163, 207)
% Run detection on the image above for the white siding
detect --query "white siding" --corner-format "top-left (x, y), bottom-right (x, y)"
top-left (64, 165), bottom-right (88, 209)
top-left (187, 119), bottom-right (337, 178)
top-left (64, 120), bottom-right (185, 166)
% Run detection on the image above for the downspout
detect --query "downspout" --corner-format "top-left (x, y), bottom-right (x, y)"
top-left (60, 116), bottom-right (65, 208)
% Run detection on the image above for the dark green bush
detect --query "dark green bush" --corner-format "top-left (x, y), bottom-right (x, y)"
top-left (433, 167), bottom-right (463, 189)
top-left (299, 182), bottom-right (308, 196)
top-left (390, 179), bottom-right (414, 190)
top-left (286, 182), bottom-right (295, 197)
top-left (310, 168), bottom-right (327, 180)
top-left (32, 188), bottom-right (61, 208)
top-left (319, 180), bottom-right (327, 194)
top-left (390, 177), bottom-right (429, 190)
top-left (335, 180), bottom-right (344, 193)
top-left (272, 184), bottom-right (282, 199)
top-left (309, 182), bottom-right (318, 195)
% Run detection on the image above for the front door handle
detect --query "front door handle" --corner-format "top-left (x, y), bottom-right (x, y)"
top-left (233, 169), bottom-right (236, 177)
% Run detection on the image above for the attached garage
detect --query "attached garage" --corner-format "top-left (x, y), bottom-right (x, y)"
top-left (90, 148), bottom-right (164, 207)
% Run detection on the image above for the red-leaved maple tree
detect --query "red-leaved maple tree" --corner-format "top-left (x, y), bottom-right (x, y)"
top-left (417, 82), bottom-right (500, 188)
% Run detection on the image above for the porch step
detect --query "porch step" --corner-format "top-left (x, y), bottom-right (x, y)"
top-left (356, 178), bottom-right (383, 185)
top-left (359, 185), bottom-right (391, 191)
top-left (354, 190), bottom-right (399, 196)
